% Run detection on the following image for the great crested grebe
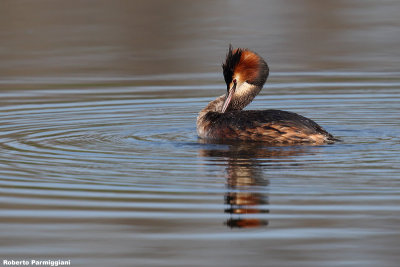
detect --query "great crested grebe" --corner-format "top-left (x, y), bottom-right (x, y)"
top-left (197, 45), bottom-right (337, 144)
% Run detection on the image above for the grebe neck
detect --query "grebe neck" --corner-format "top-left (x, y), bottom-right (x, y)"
top-left (228, 82), bottom-right (261, 112)
top-left (197, 94), bottom-right (225, 119)
top-left (196, 94), bottom-right (225, 138)
top-left (197, 83), bottom-right (261, 123)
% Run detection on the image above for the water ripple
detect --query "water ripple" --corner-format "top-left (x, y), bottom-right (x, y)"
top-left (0, 72), bottom-right (399, 234)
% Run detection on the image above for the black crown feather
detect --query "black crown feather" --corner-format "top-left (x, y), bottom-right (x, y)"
top-left (222, 45), bottom-right (243, 90)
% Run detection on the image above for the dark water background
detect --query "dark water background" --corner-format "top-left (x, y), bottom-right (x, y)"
top-left (1, 1), bottom-right (400, 266)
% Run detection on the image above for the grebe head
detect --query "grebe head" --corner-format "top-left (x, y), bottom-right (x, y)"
top-left (221, 45), bottom-right (269, 112)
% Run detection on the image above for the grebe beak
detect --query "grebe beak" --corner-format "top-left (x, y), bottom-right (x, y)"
top-left (221, 82), bottom-right (236, 113)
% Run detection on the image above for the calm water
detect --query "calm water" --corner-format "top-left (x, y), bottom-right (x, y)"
top-left (1, 1), bottom-right (400, 267)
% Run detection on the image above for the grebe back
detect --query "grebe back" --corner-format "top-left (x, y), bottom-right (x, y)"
top-left (197, 45), bottom-right (337, 144)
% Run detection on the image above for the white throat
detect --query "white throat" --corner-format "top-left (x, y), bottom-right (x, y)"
top-left (235, 81), bottom-right (254, 97)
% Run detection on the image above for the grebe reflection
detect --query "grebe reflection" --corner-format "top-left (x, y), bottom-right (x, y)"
top-left (199, 143), bottom-right (311, 229)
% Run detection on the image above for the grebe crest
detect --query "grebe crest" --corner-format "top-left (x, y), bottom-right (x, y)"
top-left (196, 45), bottom-right (337, 144)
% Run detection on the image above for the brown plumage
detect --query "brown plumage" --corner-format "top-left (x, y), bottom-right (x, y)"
top-left (197, 45), bottom-right (338, 145)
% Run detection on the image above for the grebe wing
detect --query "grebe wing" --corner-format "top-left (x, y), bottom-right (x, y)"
top-left (205, 109), bottom-right (335, 143)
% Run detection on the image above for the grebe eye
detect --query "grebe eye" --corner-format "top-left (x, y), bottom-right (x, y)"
top-left (233, 79), bottom-right (237, 84)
